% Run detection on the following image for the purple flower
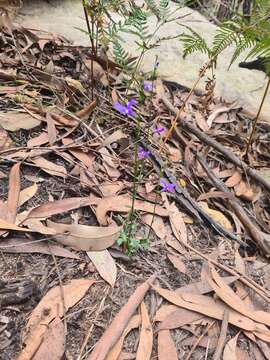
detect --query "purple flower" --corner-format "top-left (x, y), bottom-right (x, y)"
top-left (153, 126), bottom-right (165, 135)
top-left (138, 146), bottom-right (151, 160)
top-left (160, 179), bottom-right (175, 193)
top-left (113, 98), bottom-right (137, 117)
top-left (143, 81), bottom-right (152, 92)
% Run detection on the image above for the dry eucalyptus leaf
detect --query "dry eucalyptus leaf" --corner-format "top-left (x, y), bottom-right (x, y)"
top-left (0, 112), bottom-right (41, 131)
top-left (31, 157), bottom-right (67, 178)
top-left (47, 220), bottom-right (122, 251)
top-left (96, 195), bottom-right (168, 225)
top-left (17, 279), bottom-right (95, 360)
top-left (199, 202), bottom-right (232, 231)
top-left (18, 183), bottom-right (38, 207)
top-left (87, 249), bottom-right (117, 287)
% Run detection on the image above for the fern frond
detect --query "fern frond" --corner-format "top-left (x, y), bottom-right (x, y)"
top-left (179, 25), bottom-right (211, 58)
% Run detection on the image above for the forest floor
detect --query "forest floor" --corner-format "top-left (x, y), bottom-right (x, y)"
top-left (1, 14), bottom-right (270, 360)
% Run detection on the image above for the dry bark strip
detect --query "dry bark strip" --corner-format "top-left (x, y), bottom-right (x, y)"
top-left (197, 155), bottom-right (270, 255)
top-left (87, 274), bottom-right (156, 360)
top-left (161, 95), bottom-right (270, 193)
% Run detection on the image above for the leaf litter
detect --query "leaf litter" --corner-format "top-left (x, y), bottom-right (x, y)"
top-left (1, 8), bottom-right (270, 360)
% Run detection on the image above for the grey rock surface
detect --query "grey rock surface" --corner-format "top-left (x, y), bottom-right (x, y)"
top-left (16, 0), bottom-right (270, 122)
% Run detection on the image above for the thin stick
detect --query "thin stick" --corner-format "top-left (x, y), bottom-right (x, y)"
top-left (159, 63), bottom-right (209, 154)
top-left (161, 94), bottom-right (270, 193)
top-left (245, 77), bottom-right (270, 156)
top-left (197, 154), bottom-right (270, 255)
top-left (49, 248), bottom-right (68, 335)
top-left (213, 310), bottom-right (229, 360)
top-left (185, 320), bottom-right (216, 360)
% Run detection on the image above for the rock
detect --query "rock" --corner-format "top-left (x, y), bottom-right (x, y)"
top-left (16, 0), bottom-right (270, 122)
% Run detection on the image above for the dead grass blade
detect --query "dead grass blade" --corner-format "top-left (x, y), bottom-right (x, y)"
top-left (32, 317), bottom-right (65, 360)
top-left (157, 330), bottom-right (178, 360)
top-left (7, 162), bottom-right (21, 223)
top-left (96, 195), bottom-right (168, 225)
top-left (87, 274), bottom-right (156, 360)
top-left (136, 302), bottom-right (153, 360)
top-left (87, 250), bottom-right (117, 287)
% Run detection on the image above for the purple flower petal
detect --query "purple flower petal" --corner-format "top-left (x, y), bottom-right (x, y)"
top-left (153, 127), bottom-right (165, 135)
top-left (160, 180), bottom-right (175, 193)
top-left (138, 146), bottom-right (150, 160)
top-left (144, 81), bottom-right (152, 92)
top-left (113, 102), bottom-right (128, 115)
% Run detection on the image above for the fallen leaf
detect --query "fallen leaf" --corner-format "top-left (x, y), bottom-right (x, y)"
top-left (198, 191), bottom-right (233, 202)
top-left (87, 275), bottom-right (156, 360)
top-left (223, 333), bottom-right (239, 360)
top-left (0, 238), bottom-right (80, 259)
top-left (153, 286), bottom-right (270, 340)
top-left (27, 196), bottom-right (98, 219)
top-left (31, 157), bottom-right (67, 178)
top-left (234, 180), bottom-right (260, 202)
top-left (85, 60), bottom-right (109, 87)
top-left (18, 279), bottom-right (95, 360)
top-left (65, 77), bottom-right (85, 92)
top-left (168, 204), bottom-right (187, 244)
top-left (195, 112), bottom-right (209, 132)
top-left (167, 145), bottom-right (182, 162)
top-left (27, 132), bottom-right (49, 147)
top-left (95, 195), bottom-right (168, 226)
top-left (0, 218), bottom-right (34, 232)
top-left (199, 202), bottom-right (232, 231)
top-left (32, 317), bottom-right (65, 360)
top-left (157, 330), bottom-right (178, 360)
top-left (142, 214), bottom-right (167, 240)
top-left (100, 182), bottom-right (124, 197)
top-left (101, 130), bottom-right (127, 148)
top-left (106, 315), bottom-right (141, 360)
top-left (62, 138), bottom-right (95, 170)
top-left (46, 113), bottom-right (57, 145)
top-left (48, 220), bottom-right (122, 251)
top-left (0, 112), bottom-right (41, 131)
top-left (0, 126), bottom-right (14, 150)
top-left (74, 100), bottom-right (97, 120)
top-left (207, 267), bottom-right (270, 327)
top-left (18, 183), bottom-right (38, 207)
top-left (136, 302), bottom-right (153, 360)
top-left (99, 147), bottom-right (121, 180)
top-left (87, 250), bottom-right (117, 287)
top-left (224, 170), bottom-right (242, 188)
top-left (158, 307), bottom-right (204, 330)
top-left (7, 162), bottom-right (21, 223)
top-left (167, 254), bottom-right (186, 273)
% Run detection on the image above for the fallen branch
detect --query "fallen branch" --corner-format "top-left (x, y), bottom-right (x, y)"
top-left (87, 274), bottom-right (156, 360)
top-left (161, 95), bottom-right (270, 193)
top-left (141, 140), bottom-right (244, 245)
top-left (197, 154), bottom-right (270, 256)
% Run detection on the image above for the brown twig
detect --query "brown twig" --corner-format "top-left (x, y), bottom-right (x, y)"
top-left (197, 154), bottom-right (270, 256)
top-left (245, 77), bottom-right (270, 156)
top-left (161, 94), bottom-right (270, 193)
top-left (212, 310), bottom-right (229, 360)
top-left (185, 320), bottom-right (216, 360)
